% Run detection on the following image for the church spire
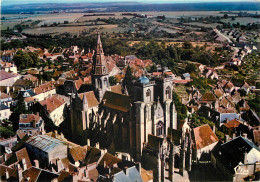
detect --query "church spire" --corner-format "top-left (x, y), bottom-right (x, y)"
top-left (96, 30), bottom-right (104, 55)
top-left (92, 31), bottom-right (107, 75)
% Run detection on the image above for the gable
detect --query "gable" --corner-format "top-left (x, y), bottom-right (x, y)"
top-left (155, 102), bottom-right (164, 119)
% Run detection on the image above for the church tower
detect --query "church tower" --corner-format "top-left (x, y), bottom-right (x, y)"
top-left (92, 31), bottom-right (110, 102)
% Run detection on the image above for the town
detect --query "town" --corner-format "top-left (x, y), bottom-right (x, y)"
top-left (0, 1), bottom-right (260, 182)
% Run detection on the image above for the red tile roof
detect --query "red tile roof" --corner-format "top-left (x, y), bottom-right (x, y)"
top-left (19, 114), bottom-right (41, 124)
top-left (75, 78), bottom-right (83, 90)
top-left (22, 167), bottom-right (41, 182)
top-left (172, 80), bottom-right (192, 84)
top-left (34, 81), bottom-right (56, 94)
top-left (15, 148), bottom-right (32, 169)
top-left (111, 85), bottom-right (122, 94)
top-left (193, 124), bottom-right (219, 150)
top-left (223, 119), bottom-right (241, 129)
top-left (200, 92), bottom-right (216, 102)
top-left (78, 91), bottom-right (99, 107)
top-left (0, 92), bottom-right (11, 99)
top-left (0, 70), bottom-right (14, 81)
top-left (69, 146), bottom-right (87, 162)
top-left (39, 95), bottom-right (65, 113)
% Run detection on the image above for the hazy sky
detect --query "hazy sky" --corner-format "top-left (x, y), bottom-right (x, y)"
top-left (2, 0), bottom-right (257, 6)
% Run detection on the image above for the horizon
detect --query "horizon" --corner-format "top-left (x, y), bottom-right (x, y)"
top-left (2, 0), bottom-right (257, 6)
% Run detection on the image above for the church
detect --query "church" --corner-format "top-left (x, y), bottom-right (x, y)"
top-left (66, 32), bottom-right (192, 181)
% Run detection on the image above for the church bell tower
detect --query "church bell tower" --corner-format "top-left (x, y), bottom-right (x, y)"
top-left (91, 31), bottom-right (110, 102)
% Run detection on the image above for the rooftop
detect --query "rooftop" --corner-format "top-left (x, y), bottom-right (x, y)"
top-left (25, 135), bottom-right (66, 153)
top-left (193, 124), bottom-right (219, 150)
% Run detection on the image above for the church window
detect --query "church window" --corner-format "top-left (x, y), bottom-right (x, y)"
top-left (146, 89), bottom-right (151, 102)
top-left (156, 121), bottom-right (164, 136)
top-left (166, 86), bottom-right (171, 100)
top-left (98, 80), bottom-right (102, 89)
top-left (104, 77), bottom-right (108, 87)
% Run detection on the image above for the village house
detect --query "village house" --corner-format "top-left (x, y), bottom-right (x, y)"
top-left (0, 92), bottom-right (12, 107)
top-left (25, 135), bottom-right (68, 167)
top-left (0, 49), bottom-right (16, 62)
top-left (17, 113), bottom-right (45, 136)
top-left (0, 61), bottom-right (17, 74)
top-left (0, 104), bottom-right (11, 121)
top-left (211, 136), bottom-right (260, 181)
top-left (33, 81), bottom-right (57, 101)
top-left (0, 70), bottom-right (19, 87)
top-left (39, 95), bottom-right (67, 126)
top-left (192, 124), bottom-right (219, 161)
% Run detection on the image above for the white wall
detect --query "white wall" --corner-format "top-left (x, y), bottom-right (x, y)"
top-left (0, 108), bottom-right (11, 120)
top-left (49, 103), bottom-right (65, 126)
top-left (197, 141), bottom-right (218, 160)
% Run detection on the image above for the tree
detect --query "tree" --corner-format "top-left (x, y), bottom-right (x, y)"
top-left (183, 41), bottom-right (193, 49)
top-left (185, 63), bottom-right (197, 73)
top-left (10, 96), bottom-right (29, 131)
top-left (13, 50), bottom-right (38, 70)
top-left (224, 14), bottom-right (229, 19)
top-left (122, 65), bottom-right (133, 95)
top-left (109, 76), bottom-right (117, 86)
top-left (172, 92), bottom-right (187, 121)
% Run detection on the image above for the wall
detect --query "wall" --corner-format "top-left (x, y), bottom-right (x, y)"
top-left (49, 103), bottom-right (66, 126)
top-left (0, 108), bottom-right (11, 120)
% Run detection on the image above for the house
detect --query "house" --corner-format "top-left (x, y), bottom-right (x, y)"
top-left (0, 104), bottom-right (11, 121)
top-left (17, 113), bottom-right (45, 136)
top-left (224, 81), bottom-right (235, 93)
top-left (0, 61), bottom-right (17, 74)
top-left (221, 119), bottom-right (247, 137)
top-left (193, 124), bottom-right (219, 161)
top-left (228, 58), bottom-right (242, 66)
top-left (0, 70), bottom-right (18, 87)
top-left (217, 108), bottom-right (240, 126)
top-left (21, 74), bottom-right (38, 84)
top-left (241, 82), bottom-right (250, 94)
top-left (199, 92), bottom-right (217, 109)
top-left (182, 73), bottom-right (191, 80)
top-left (33, 81), bottom-right (56, 101)
top-left (13, 79), bottom-right (33, 90)
top-left (211, 136), bottom-right (260, 181)
top-left (39, 95), bottom-right (67, 126)
top-left (25, 135), bottom-right (67, 165)
top-left (205, 68), bottom-right (218, 80)
top-left (0, 92), bottom-right (12, 107)
top-left (22, 166), bottom-right (59, 181)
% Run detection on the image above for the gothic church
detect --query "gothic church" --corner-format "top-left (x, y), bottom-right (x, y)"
top-left (67, 32), bottom-right (192, 181)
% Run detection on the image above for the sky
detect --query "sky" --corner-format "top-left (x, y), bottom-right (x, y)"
top-left (1, 0), bottom-right (257, 6)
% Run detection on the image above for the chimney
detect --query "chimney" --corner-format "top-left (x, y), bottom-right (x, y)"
top-left (244, 152), bottom-right (247, 164)
top-left (212, 125), bottom-right (216, 134)
top-left (233, 133), bottom-right (236, 139)
top-left (17, 164), bottom-right (23, 181)
top-left (243, 133), bottom-right (247, 139)
top-left (96, 142), bottom-right (99, 149)
top-left (6, 87), bottom-right (10, 94)
top-left (34, 160), bottom-right (39, 168)
top-left (22, 158), bottom-right (27, 170)
top-left (5, 170), bottom-right (9, 179)
top-left (225, 135), bottom-right (229, 143)
top-left (87, 139), bottom-right (90, 146)
top-left (104, 161), bottom-right (107, 168)
top-left (54, 130), bottom-right (58, 138)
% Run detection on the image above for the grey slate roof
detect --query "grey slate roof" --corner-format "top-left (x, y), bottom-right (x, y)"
top-left (25, 135), bottom-right (66, 153)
